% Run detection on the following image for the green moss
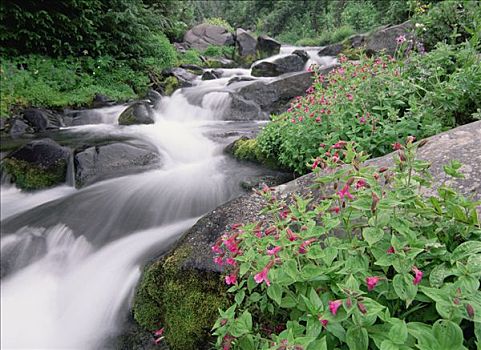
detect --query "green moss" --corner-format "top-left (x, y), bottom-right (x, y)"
top-left (235, 53), bottom-right (257, 67)
top-left (340, 40), bottom-right (364, 60)
top-left (163, 76), bottom-right (180, 96)
top-left (118, 105), bottom-right (137, 126)
top-left (1, 158), bottom-right (67, 190)
top-left (233, 138), bottom-right (263, 162)
top-left (133, 245), bottom-right (229, 350)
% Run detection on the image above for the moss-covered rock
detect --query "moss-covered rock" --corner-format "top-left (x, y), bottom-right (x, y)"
top-left (133, 245), bottom-right (229, 350)
top-left (118, 102), bottom-right (154, 125)
top-left (1, 138), bottom-right (70, 190)
top-left (162, 76), bottom-right (180, 96)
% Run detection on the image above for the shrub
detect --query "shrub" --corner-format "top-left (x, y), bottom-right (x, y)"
top-left (204, 17), bottom-right (234, 33)
top-left (413, 0), bottom-right (481, 51)
top-left (204, 45), bottom-right (235, 59)
top-left (212, 141), bottom-right (481, 350)
top-left (341, 1), bottom-right (380, 32)
top-left (177, 49), bottom-right (203, 66)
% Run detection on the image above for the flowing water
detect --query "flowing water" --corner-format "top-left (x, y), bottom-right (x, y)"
top-left (1, 47), bottom-right (331, 349)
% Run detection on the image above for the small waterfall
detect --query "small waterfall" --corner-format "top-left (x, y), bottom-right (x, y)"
top-left (65, 152), bottom-right (76, 187)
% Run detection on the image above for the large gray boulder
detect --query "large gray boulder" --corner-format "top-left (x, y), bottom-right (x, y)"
top-left (222, 93), bottom-right (268, 121)
top-left (132, 121), bottom-right (481, 349)
top-left (256, 35), bottom-right (281, 59)
top-left (118, 102), bottom-right (155, 126)
top-left (74, 142), bottom-right (161, 188)
top-left (184, 24), bottom-right (235, 51)
top-left (235, 28), bottom-right (257, 65)
top-left (1, 138), bottom-right (70, 190)
top-left (365, 21), bottom-right (413, 56)
top-left (9, 119), bottom-right (33, 138)
top-left (251, 50), bottom-right (309, 77)
top-left (21, 108), bottom-right (64, 132)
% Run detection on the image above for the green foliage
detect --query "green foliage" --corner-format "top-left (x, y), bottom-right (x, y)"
top-left (204, 45), bottom-right (235, 59)
top-left (0, 55), bottom-right (150, 115)
top-left (204, 17), bottom-right (234, 32)
top-left (0, 0), bottom-right (188, 59)
top-left (413, 0), bottom-right (481, 51)
top-left (257, 39), bottom-right (481, 174)
top-left (233, 139), bottom-right (264, 163)
top-left (177, 49), bottom-right (203, 66)
top-left (341, 1), bottom-right (379, 32)
top-left (212, 141), bottom-right (481, 349)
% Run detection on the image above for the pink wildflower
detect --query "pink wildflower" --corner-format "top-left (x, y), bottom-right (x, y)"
top-left (267, 246), bottom-right (282, 256)
top-left (319, 318), bottom-right (329, 328)
top-left (286, 228), bottom-right (298, 241)
top-left (358, 302), bottom-right (367, 314)
top-left (254, 266), bottom-right (271, 286)
top-left (312, 157), bottom-right (321, 169)
top-left (225, 258), bottom-right (236, 266)
top-left (396, 35), bottom-right (406, 44)
top-left (359, 116), bottom-right (367, 124)
top-left (412, 266), bottom-right (423, 285)
top-left (332, 140), bottom-right (347, 149)
top-left (330, 206), bottom-right (340, 214)
top-left (154, 327), bottom-right (164, 336)
top-left (211, 245), bottom-right (222, 254)
top-left (346, 93), bottom-right (353, 101)
top-left (213, 256), bottom-right (224, 266)
top-left (387, 246), bottom-right (395, 254)
top-left (366, 276), bottom-right (380, 291)
top-left (355, 179), bottom-right (367, 189)
top-left (339, 55), bottom-right (348, 63)
top-left (329, 300), bottom-right (342, 315)
top-left (225, 274), bottom-right (237, 285)
top-left (315, 116), bottom-right (321, 123)
top-left (298, 238), bottom-right (316, 254)
top-left (392, 142), bottom-right (402, 150)
top-left (338, 184), bottom-right (354, 200)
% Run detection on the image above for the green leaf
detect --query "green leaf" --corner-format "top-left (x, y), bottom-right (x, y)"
top-left (363, 227), bottom-right (384, 246)
top-left (267, 283), bottom-right (283, 305)
top-left (433, 320), bottom-right (464, 350)
top-left (389, 320), bottom-right (408, 345)
top-left (307, 336), bottom-right (327, 350)
top-left (346, 326), bottom-right (369, 350)
top-left (451, 241), bottom-right (481, 262)
top-left (235, 290), bottom-right (245, 305)
top-left (429, 263), bottom-right (458, 288)
top-left (393, 273), bottom-right (417, 306)
top-left (322, 246), bottom-right (338, 266)
top-left (380, 340), bottom-right (401, 350)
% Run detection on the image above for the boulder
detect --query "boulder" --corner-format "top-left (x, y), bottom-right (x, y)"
top-left (201, 70), bottom-right (220, 81)
top-left (251, 52), bottom-right (307, 77)
top-left (227, 76), bottom-right (256, 86)
top-left (131, 121), bottom-right (481, 350)
top-left (1, 138), bottom-right (70, 190)
top-left (179, 64), bottom-right (204, 75)
top-left (318, 42), bottom-right (344, 57)
top-left (292, 49), bottom-right (310, 62)
top-left (184, 24), bottom-right (235, 51)
top-left (74, 142), bottom-right (161, 188)
top-left (9, 119), bottom-right (33, 138)
top-left (21, 108), bottom-right (64, 132)
top-left (92, 94), bottom-right (115, 108)
top-left (118, 102), bottom-right (155, 126)
top-left (160, 67), bottom-right (198, 95)
top-left (256, 35), bottom-right (281, 59)
top-left (222, 93), bottom-right (268, 121)
top-left (146, 89), bottom-right (163, 109)
top-left (364, 21), bottom-right (413, 56)
top-left (174, 42), bottom-right (190, 54)
top-left (235, 28), bottom-right (257, 65)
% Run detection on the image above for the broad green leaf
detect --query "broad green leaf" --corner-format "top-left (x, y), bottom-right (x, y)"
top-left (451, 241), bottom-right (481, 262)
top-left (433, 320), bottom-right (464, 350)
top-left (389, 319), bottom-right (408, 345)
top-left (363, 227), bottom-right (384, 246)
top-left (393, 274), bottom-right (417, 306)
top-left (346, 326), bottom-right (369, 350)
top-left (322, 246), bottom-right (338, 266)
top-left (267, 283), bottom-right (283, 305)
top-left (307, 336), bottom-right (327, 350)
top-left (235, 289), bottom-right (245, 305)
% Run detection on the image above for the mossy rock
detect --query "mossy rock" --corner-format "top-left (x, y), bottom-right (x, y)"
top-left (2, 158), bottom-right (68, 190)
top-left (162, 76), bottom-right (180, 96)
top-left (133, 245), bottom-right (229, 350)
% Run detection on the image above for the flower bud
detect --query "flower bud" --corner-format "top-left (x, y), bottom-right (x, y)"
top-left (466, 304), bottom-right (475, 319)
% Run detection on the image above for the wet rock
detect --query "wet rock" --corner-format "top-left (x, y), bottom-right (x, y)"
top-left (146, 90), bottom-right (163, 109)
top-left (162, 68), bottom-right (197, 87)
top-left (256, 35), bottom-right (281, 59)
top-left (222, 93), bottom-right (268, 121)
top-left (9, 119), bottom-right (33, 138)
top-left (184, 24), bottom-right (235, 51)
top-left (74, 141), bottom-right (161, 188)
top-left (318, 42), bottom-right (344, 57)
top-left (179, 64), bottom-right (204, 75)
top-left (174, 42), bottom-right (189, 54)
top-left (201, 70), bottom-right (220, 80)
top-left (251, 52), bottom-right (307, 77)
top-left (92, 94), bottom-right (115, 108)
top-left (292, 49), bottom-right (310, 61)
top-left (22, 108), bottom-right (64, 132)
top-left (1, 138), bottom-right (70, 190)
top-left (226, 76), bottom-right (256, 85)
top-left (118, 102), bottom-right (155, 126)
top-left (202, 57), bottom-right (236, 69)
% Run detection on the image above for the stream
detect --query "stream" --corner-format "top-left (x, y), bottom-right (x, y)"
top-left (0, 46), bottom-right (333, 349)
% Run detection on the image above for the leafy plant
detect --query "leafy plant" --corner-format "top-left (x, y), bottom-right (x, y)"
top-left (212, 140), bottom-right (481, 349)
top-left (204, 17), bottom-right (234, 33)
